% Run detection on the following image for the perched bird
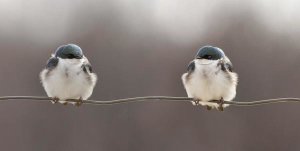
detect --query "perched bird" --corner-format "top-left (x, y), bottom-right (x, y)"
top-left (181, 46), bottom-right (238, 111)
top-left (40, 44), bottom-right (97, 106)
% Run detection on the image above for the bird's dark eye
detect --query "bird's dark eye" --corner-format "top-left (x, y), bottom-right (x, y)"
top-left (203, 55), bottom-right (213, 59)
top-left (67, 54), bottom-right (75, 59)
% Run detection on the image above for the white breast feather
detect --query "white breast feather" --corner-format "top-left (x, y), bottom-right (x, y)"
top-left (40, 57), bottom-right (97, 104)
top-left (182, 59), bottom-right (238, 109)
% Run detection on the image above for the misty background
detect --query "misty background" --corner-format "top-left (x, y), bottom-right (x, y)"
top-left (0, 0), bottom-right (299, 150)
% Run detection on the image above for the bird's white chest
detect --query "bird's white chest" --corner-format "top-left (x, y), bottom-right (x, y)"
top-left (43, 59), bottom-right (92, 100)
top-left (55, 60), bottom-right (83, 83)
top-left (185, 60), bottom-right (232, 101)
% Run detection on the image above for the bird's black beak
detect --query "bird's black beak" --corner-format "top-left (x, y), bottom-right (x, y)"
top-left (70, 52), bottom-right (83, 59)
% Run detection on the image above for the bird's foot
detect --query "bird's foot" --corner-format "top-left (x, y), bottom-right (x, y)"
top-left (216, 98), bottom-right (224, 111)
top-left (206, 106), bottom-right (212, 111)
top-left (51, 97), bottom-right (59, 104)
top-left (75, 97), bottom-right (83, 107)
top-left (192, 99), bottom-right (201, 106)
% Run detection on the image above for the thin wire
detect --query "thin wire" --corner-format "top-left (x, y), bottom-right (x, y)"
top-left (0, 96), bottom-right (299, 106)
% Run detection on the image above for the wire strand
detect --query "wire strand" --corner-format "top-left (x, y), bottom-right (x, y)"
top-left (0, 96), bottom-right (299, 106)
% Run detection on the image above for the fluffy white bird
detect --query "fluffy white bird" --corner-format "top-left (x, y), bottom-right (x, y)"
top-left (40, 44), bottom-right (97, 106)
top-left (182, 46), bottom-right (238, 111)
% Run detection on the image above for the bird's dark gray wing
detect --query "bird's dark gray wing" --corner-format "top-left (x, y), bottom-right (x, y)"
top-left (225, 62), bottom-right (233, 72)
top-left (219, 59), bottom-right (233, 72)
top-left (187, 61), bottom-right (195, 73)
top-left (46, 57), bottom-right (59, 70)
top-left (82, 62), bottom-right (93, 73)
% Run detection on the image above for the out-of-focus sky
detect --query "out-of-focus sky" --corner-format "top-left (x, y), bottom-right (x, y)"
top-left (0, 0), bottom-right (300, 151)
top-left (1, 0), bottom-right (300, 44)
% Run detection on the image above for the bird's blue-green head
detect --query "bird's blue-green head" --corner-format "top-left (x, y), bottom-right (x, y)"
top-left (55, 44), bottom-right (83, 59)
top-left (195, 46), bottom-right (225, 60)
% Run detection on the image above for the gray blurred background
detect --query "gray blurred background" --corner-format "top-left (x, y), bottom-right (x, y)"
top-left (0, 0), bottom-right (299, 150)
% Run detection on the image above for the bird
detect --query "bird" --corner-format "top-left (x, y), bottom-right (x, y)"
top-left (40, 44), bottom-right (97, 106)
top-left (181, 46), bottom-right (238, 111)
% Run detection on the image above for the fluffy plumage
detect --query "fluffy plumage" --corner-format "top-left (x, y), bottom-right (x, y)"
top-left (40, 44), bottom-right (97, 105)
top-left (182, 46), bottom-right (238, 110)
